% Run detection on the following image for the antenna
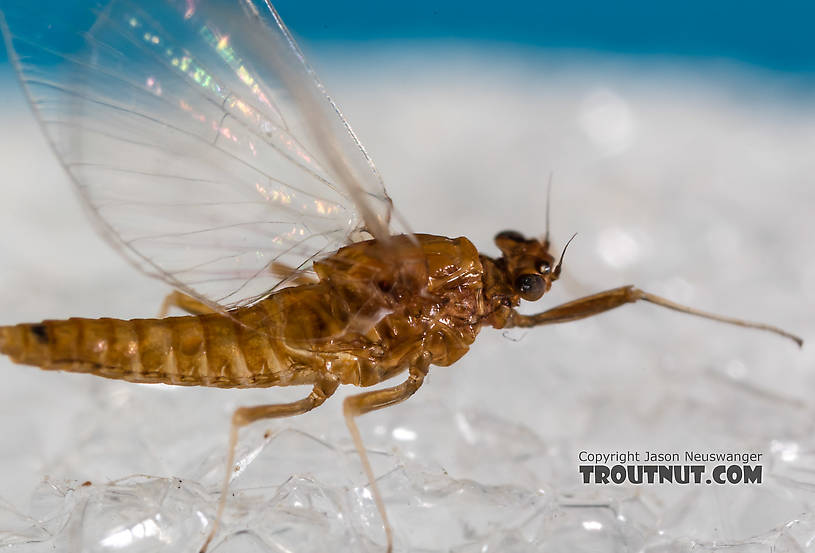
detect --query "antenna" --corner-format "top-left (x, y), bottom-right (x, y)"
top-left (553, 232), bottom-right (578, 279)
top-left (543, 172), bottom-right (553, 249)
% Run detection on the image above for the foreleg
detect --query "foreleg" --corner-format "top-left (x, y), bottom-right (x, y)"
top-left (507, 285), bottom-right (801, 346)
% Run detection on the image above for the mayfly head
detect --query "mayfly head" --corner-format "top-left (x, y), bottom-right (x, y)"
top-left (493, 229), bottom-right (565, 302)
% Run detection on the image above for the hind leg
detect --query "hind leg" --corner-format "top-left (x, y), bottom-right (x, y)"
top-left (342, 353), bottom-right (431, 553)
top-left (158, 291), bottom-right (216, 317)
top-left (199, 377), bottom-right (340, 553)
top-left (269, 261), bottom-right (317, 286)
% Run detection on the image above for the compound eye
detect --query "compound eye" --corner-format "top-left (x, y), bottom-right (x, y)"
top-left (515, 273), bottom-right (545, 301)
top-left (495, 230), bottom-right (525, 242)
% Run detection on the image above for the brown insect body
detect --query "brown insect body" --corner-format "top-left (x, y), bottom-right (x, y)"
top-left (0, 234), bottom-right (495, 389)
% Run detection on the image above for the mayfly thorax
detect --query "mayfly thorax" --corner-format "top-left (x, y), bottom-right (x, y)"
top-left (0, 1), bottom-right (803, 552)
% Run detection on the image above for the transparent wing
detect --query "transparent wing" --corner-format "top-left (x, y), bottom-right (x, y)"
top-left (0, 0), bottom-right (398, 308)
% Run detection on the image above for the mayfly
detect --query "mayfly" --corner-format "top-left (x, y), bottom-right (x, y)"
top-left (0, 1), bottom-right (802, 551)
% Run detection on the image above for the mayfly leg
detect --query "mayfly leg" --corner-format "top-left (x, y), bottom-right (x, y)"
top-left (268, 261), bottom-right (318, 286)
top-left (158, 291), bottom-right (217, 317)
top-left (507, 285), bottom-right (803, 346)
top-left (200, 378), bottom-right (340, 553)
top-left (343, 353), bottom-right (431, 553)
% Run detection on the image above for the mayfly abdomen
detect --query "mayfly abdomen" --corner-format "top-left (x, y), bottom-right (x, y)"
top-left (0, 305), bottom-right (322, 389)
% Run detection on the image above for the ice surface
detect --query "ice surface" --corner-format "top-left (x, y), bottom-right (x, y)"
top-left (0, 47), bottom-right (813, 552)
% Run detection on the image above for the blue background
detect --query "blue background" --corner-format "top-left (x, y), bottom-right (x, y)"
top-left (1, 1), bottom-right (813, 75)
top-left (268, 1), bottom-right (815, 74)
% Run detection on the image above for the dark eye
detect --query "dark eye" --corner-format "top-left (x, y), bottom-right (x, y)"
top-left (515, 273), bottom-right (545, 301)
top-left (538, 260), bottom-right (551, 275)
top-left (495, 230), bottom-right (525, 242)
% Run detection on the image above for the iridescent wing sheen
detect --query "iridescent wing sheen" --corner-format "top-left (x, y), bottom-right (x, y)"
top-left (0, 0), bottom-right (397, 308)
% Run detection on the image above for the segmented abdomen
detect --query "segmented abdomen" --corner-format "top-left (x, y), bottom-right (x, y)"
top-left (0, 305), bottom-right (318, 388)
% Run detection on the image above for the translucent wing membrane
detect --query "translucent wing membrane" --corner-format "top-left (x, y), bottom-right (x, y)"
top-left (1, 0), bottom-right (396, 308)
